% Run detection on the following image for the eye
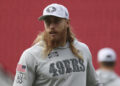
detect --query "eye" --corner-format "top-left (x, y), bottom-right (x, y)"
top-left (44, 19), bottom-right (51, 26)
top-left (54, 18), bottom-right (62, 24)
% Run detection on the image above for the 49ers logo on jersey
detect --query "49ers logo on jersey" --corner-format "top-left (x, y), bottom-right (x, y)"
top-left (49, 58), bottom-right (85, 76)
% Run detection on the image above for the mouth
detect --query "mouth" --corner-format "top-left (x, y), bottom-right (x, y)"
top-left (49, 31), bottom-right (57, 36)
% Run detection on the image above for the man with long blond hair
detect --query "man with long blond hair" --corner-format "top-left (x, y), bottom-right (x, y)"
top-left (13, 3), bottom-right (102, 86)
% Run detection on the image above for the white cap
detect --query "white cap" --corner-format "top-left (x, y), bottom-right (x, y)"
top-left (38, 3), bottom-right (69, 20)
top-left (98, 48), bottom-right (116, 62)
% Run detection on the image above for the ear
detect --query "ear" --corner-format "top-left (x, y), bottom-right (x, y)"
top-left (66, 19), bottom-right (70, 28)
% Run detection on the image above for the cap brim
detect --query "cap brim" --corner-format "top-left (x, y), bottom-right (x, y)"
top-left (38, 15), bottom-right (49, 21)
top-left (38, 15), bottom-right (64, 21)
top-left (38, 15), bottom-right (59, 21)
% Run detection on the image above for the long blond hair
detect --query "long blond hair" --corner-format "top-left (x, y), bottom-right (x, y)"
top-left (33, 27), bottom-right (83, 60)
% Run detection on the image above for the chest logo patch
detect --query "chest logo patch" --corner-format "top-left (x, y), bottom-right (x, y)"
top-left (48, 52), bottom-right (59, 59)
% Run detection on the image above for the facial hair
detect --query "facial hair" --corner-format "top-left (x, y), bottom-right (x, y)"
top-left (43, 27), bottom-right (67, 49)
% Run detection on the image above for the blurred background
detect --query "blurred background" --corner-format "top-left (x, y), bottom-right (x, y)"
top-left (0, 0), bottom-right (120, 82)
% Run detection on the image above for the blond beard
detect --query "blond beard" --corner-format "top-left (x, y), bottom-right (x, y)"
top-left (43, 30), bottom-right (67, 50)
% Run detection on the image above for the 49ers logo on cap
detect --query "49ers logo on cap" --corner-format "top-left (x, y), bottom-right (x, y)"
top-left (46, 6), bottom-right (56, 13)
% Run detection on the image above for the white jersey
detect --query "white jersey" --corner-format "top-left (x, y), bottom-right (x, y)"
top-left (13, 40), bottom-right (101, 86)
top-left (96, 69), bottom-right (120, 86)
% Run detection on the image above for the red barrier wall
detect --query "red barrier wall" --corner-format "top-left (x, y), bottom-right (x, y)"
top-left (0, 0), bottom-right (120, 75)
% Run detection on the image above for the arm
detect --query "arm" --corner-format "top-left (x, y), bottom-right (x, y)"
top-left (13, 50), bottom-right (37, 86)
top-left (86, 47), bottom-right (102, 86)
